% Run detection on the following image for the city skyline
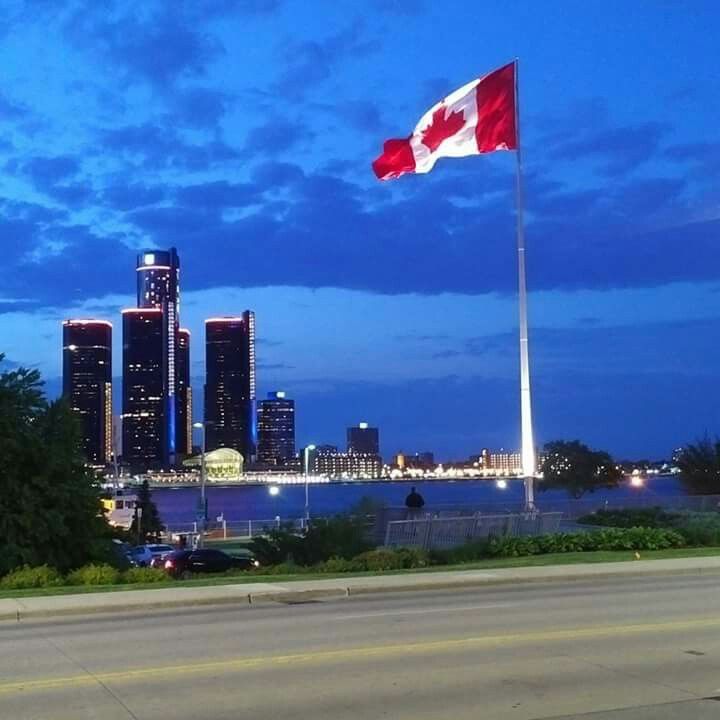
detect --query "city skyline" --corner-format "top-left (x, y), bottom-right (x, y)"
top-left (2, 2), bottom-right (719, 458)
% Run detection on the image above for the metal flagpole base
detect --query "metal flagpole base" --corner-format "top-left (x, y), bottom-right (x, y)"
top-left (523, 476), bottom-right (537, 516)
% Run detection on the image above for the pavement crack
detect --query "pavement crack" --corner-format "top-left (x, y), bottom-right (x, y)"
top-left (40, 633), bottom-right (140, 720)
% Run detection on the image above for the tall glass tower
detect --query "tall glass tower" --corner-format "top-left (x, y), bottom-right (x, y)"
top-left (204, 312), bottom-right (256, 462)
top-left (176, 327), bottom-right (192, 457)
top-left (121, 308), bottom-right (164, 470)
top-left (257, 391), bottom-right (295, 465)
top-left (62, 320), bottom-right (112, 465)
top-left (135, 248), bottom-right (180, 466)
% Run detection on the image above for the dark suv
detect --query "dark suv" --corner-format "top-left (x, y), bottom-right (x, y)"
top-left (162, 549), bottom-right (259, 579)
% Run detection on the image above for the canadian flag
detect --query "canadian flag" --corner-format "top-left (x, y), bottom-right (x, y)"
top-left (372, 62), bottom-right (517, 180)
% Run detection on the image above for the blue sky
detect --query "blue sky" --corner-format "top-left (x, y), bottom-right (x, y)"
top-left (1, 0), bottom-right (718, 459)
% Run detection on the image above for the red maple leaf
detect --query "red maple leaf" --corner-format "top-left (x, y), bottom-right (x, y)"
top-left (420, 105), bottom-right (466, 152)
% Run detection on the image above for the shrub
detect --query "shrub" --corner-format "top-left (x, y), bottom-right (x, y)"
top-left (0, 564), bottom-right (64, 589)
top-left (250, 516), bottom-right (372, 567)
top-left (316, 556), bottom-right (365, 574)
top-left (393, 547), bottom-right (430, 569)
top-left (67, 563), bottom-right (121, 586)
top-left (121, 567), bottom-right (168, 584)
top-left (353, 549), bottom-right (405, 571)
top-left (577, 508), bottom-right (676, 528)
top-left (674, 518), bottom-right (720, 547)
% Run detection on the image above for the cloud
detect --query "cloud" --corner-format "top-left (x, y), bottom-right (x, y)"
top-left (101, 183), bottom-right (166, 211)
top-left (67, 4), bottom-right (222, 87)
top-left (244, 118), bottom-right (313, 156)
top-left (171, 86), bottom-right (231, 129)
top-left (0, 91), bottom-right (27, 121)
top-left (275, 21), bottom-right (379, 98)
top-left (99, 123), bottom-right (239, 170)
top-left (550, 121), bottom-right (668, 177)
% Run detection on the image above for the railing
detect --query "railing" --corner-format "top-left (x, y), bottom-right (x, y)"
top-left (164, 517), bottom-right (310, 540)
top-left (384, 512), bottom-right (563, 550)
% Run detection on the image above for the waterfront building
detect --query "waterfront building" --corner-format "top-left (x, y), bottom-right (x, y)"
top-left (347, 422), bottom-right (379, 455)
top-left (136, 248), bottom-right (180, 465)
top-left (479, 448), bottom-right (523, 475)
top-left (176, 328), bottom-right (192, 458)
top-left (257, 391), bottom-right (295, 465)
top-left (395, 451), bottom-right (435, 470)
top-left (204, 313), bottom-right (256, 461)
top-left (62, 319), bottom-right (112, 465)
top-left (121, 308), bottom-right (165, 470)
top-left (312, 447), bottom-right (382, 479)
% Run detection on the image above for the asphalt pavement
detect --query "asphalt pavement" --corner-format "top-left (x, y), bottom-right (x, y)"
top-left (2, 572), bottom-right (720, 719)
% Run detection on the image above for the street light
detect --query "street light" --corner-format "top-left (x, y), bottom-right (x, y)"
top-left (268, 485), bottom-right (281, 529)
top-left (193, 422), bottom-right (208, 548)
top-left (303, 444), bottom-right (317, 524)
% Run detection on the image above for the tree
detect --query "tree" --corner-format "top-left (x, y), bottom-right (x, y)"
top-left (539, 440), bottom-right (622, 499)
top-left (0, 355), bottom-right (108, 575)
top-left (676, 436), bottom-right (720, 495)
top-left (130, 479), bottom-right (164, 541)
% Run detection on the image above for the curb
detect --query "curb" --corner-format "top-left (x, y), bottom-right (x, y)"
top-left (3, 561), bottom-right (720, 623)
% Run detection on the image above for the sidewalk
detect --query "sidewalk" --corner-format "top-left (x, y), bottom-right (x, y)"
top-left (3, 556), bottom-right (720, 621)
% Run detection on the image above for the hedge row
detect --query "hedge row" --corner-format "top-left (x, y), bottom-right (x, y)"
top-left (578, 507), bottom-right (720, 547)
top-left (0, 564), bottom-right (169, 590)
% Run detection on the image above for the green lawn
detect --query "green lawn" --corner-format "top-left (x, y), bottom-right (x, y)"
top-left (2, 546), bottom-right (720, 600)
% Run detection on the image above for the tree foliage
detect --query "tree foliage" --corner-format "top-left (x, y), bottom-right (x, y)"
top-left (539, 439), bottom-right (622, 498)
top-left (0, 354), bottom-right (108, 575)
top-left (676, 436), bottom-right (720, 495)
top-left (130, 479), bottom-right (164, 541)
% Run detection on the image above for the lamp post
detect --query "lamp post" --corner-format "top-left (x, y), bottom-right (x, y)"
top-left (268, 485), bottom-right (280, 529)
top-left (193, 422), bottom-right (208, 548)
top-left (303, 444), bottom-right (317, 525)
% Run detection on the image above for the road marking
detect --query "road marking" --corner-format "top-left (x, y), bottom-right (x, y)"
top-left (334, 602), bottom-right (521, 620)
top-left (2, 616), bottom-right (719, 695)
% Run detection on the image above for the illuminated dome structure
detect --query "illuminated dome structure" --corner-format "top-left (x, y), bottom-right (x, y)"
top-left (183, 448), bottom-right (244, 481)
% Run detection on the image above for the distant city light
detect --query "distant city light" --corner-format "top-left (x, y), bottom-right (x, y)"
top-left (630, 475), bottom-right (645, 488)
top-left (496, 479), bottom-right (508, 489)
top-left (359, 422), bottom-right (368, 429)
top-left (268, 485), bottom-right (280, 496)
top-left (144, 253), bottom-right (155, 265)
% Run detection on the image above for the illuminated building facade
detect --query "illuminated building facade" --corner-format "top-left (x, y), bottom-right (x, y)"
top-left (204, 313), bottom-right (256, 461)
top-left (311, 447), bottom-right (382, 479)
top-left (479, 448), bottom-right (523, 474)
top-left (62, 320), bottom-right (112, 465)
top-left (136, 248), bottom-right (180, 465)
top-left (176, 328), bottom-right (192, 457)
top-left (257, 391), bottom-right (295, 465)
top-left (347, 422), bottom-right (379, 455)
top-left (122, 308), bottom-right (165, 470)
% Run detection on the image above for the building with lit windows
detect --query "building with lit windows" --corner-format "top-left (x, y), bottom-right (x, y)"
top-left (136, 248), bottom-right (180, 465)
top-left (62, 320), bottom-right (112, 465)
top-left (176, 328), bottom-right (192, 458)
top-left (257, 391), bottom-right (295, 465)
top-left (204, 313), bottom-right (256, 461)
top-left (121, 308), bottom-right (165, 470)
top-left (347, 422), bottom-right (379, 455)
top-left (479, 448), bottom-right (523, 475)
top-left (311, 446), bottom-right (383, 479)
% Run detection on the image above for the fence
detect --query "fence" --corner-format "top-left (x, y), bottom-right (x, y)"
top-left (164, 517), bottom-right (309, 541)
top-left (384, 512), bottom-right (563, 550)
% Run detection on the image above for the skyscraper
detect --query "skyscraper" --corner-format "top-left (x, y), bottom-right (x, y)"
top-left (62, 320), bottom-right (112, 465)
top-left (257, 391), bottom-right (295, 465)
top-left (136, 248), bottom-right (180, 464)
top-left (204, 313), bottom-right (256, 461)
top-left (121, 308), bottom-right (165, 470)
top-left (347, 422), bottom-right (380, 455)
top-left (176, 328), bottom-right (192, 458)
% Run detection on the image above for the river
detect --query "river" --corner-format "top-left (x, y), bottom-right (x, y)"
top-left (151, 474), bottom-right (687, 525)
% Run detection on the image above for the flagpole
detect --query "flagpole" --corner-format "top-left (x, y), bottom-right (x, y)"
top-left (513, 58), bottom-right (536, 511)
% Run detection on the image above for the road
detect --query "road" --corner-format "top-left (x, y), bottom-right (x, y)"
top-left (2, 573), bottom-right (720, 719)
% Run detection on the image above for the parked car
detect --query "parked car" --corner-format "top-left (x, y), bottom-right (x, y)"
top-left (162, 549), bottom-right (260, 579)
top-left (126, 545), bottom-right (153, 567)
top-left (128, 543), bottom-right (175, 568)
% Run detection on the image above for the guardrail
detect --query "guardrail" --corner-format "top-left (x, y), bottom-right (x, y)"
top-left (384, 512), bottom-right (563, 550)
